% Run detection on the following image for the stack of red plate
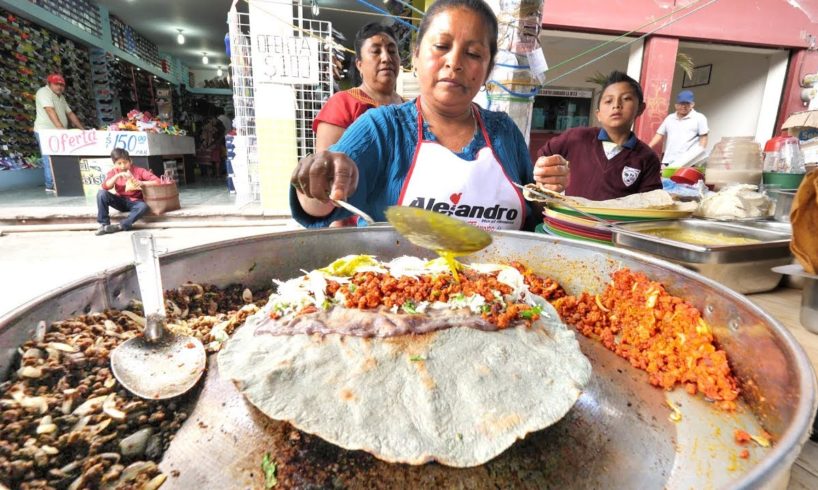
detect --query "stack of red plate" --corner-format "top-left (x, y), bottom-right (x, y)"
top-left (542, 207), bottom-right (613, 244)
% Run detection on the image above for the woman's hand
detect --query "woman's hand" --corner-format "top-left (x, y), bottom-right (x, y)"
top-left (533, 155), bottom-right (570, 193)
top-left (291, 151), bottom-right (359, 217)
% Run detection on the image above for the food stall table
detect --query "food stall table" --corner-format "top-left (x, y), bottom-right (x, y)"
top-left (37, 130), bottom-right (196, 197)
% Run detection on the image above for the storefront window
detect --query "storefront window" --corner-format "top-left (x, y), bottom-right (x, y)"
top-left (532, 88), bottom-right (594, 132)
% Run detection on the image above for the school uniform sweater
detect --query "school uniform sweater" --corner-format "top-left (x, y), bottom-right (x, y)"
top-left (537, 127), bottom-right (662, 201)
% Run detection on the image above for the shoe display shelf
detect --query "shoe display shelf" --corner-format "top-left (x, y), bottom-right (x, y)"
top-left (28, 0), bottom-right (102, 37)
top-left (110, 58), bottom-right (158, 115)
top-left (109, 15), bottom-right (161, 69)
top-left (90, 47), bottom-right (122, 128)
top-left (0, 8), bottom-right (94, 180)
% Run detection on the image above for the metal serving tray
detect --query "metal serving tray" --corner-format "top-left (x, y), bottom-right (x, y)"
top-left (611, 219), bottom-right (793, 293)
top-left (748, 219), bottom-right (792, 235)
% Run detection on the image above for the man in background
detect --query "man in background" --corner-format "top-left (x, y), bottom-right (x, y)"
top-left (33, 73), bottom-right (85, 192)
top-left (648, 89), bottom-right (709, 167)
top-left (217, 108), bottom-right (233, 134)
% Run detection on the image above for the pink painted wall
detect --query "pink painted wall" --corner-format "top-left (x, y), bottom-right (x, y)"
top-left (635, 37), bottom-right (679, 143)
top-left (542, 0), bottom-right (815, 49)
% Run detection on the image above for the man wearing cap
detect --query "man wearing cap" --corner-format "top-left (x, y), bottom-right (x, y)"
top-left (648, 90), bottom-right (709, 167)
top-left (34, 73), bottom-right (85, 192)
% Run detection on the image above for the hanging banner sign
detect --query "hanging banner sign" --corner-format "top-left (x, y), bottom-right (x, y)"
top-left (253, 34), bottom-right (320, 84)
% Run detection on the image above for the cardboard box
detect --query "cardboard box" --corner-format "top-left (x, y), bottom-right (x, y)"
top-left (782, 110), bottom-right (818, 141)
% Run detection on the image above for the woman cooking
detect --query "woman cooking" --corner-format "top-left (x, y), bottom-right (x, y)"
top-left (291, 0), bottom-right (568, 230)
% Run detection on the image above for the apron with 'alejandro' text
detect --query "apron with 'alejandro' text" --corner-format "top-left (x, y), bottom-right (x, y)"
top-left (397, 98), bottom-right (525, 230)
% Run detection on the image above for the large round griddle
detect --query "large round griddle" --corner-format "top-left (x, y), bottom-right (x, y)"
top-left (1, 228), bottom-right (815, 489)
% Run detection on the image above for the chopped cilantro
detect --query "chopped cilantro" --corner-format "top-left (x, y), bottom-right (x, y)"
top-left (454, 293), bottom-right (466, 301)
top-left (409, 354), bottom-right (426, 362)
top-left (480, 304), bottom-right (491, 314)
top-left (348, 284), bottom-right (357, 293)
top-left (261, 453), bottom-right (277, 488)
top-left (321, 298), bottom-right (332, 310)
top-left (519, 305), bottom-right (543, 319)
top-left (403, 300), bottom-right (418, 314)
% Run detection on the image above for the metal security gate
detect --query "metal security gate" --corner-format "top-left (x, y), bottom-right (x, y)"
top-left (227, 1), bottom-right (333, 205)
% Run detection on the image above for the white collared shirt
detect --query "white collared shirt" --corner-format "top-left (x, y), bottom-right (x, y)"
top-left (657, 109), bottom-right (709, 165)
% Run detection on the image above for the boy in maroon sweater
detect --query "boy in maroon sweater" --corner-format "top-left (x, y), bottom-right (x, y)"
top-left (535, 71), bottom-right (661, 201)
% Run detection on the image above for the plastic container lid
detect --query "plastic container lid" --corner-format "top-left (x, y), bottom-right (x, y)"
top-left (764, 135), bottom-right (797, 153)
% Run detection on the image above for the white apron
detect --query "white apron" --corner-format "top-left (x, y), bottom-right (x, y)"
top-left (397, 99), bottom-right (525, 230)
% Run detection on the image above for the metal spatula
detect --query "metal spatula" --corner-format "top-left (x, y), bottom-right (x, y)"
top-left (110, 232), bottom-right (206, 399)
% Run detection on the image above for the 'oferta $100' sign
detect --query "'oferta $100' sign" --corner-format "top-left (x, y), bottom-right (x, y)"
top-left (255, 35), bottom-right (320, 85)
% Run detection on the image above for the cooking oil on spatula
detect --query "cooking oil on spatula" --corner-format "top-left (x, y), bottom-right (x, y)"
top-left (385, 206), bottom-right (492, 281)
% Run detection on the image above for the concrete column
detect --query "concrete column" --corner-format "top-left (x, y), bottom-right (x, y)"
top-left (634, 36), bottom-right (679, 143)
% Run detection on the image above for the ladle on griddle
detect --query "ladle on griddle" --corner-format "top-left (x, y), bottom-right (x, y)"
top-left (110, 231), bottom-right (206, 399)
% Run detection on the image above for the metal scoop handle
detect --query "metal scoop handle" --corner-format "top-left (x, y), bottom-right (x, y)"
top-left (331, 199), bottom-right (375, 225)
top-left (131, 231), bottom-right (167, 342)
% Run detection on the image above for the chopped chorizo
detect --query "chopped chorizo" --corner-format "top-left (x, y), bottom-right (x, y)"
top-left (554, 268), bottom-right (740, 411)
top-left (331, 264), bottom-right (560, 329)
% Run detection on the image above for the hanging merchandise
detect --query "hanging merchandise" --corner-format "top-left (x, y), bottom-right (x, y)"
top-left (496, 0), bottom-right (547, 82)
top-left (483, 0), bottom-right (546, 143)
top-left (225, 133), bottom-right (237, 193)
